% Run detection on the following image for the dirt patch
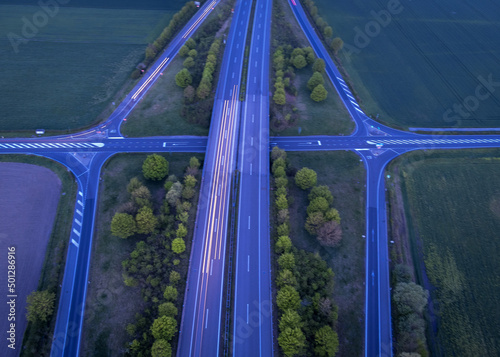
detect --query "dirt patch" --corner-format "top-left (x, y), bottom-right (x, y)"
top-left (0, 163), bottom-right (62, 356)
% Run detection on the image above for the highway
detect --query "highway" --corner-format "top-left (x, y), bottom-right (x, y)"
top-left (177, 0), bottom-right (253, 355)
top-left (2, 0), bottom-right (500, 355)
top-left (232, 0), bottom-right (273, 356)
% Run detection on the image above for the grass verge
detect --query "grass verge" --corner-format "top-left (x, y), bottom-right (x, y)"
top-left (285, 150), bottom-right (366, 356)
top-left (386, 149), bottom-right (500, 356)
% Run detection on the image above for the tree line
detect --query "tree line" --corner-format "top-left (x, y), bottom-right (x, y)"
top-left (110, 154), bottom-right (202, 356)
top-left (271, 146), bottom-right (340, 356)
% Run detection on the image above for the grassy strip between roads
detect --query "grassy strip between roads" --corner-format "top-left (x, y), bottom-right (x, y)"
top-left (284, 150), bottom-right (366, 356)
top-left (0, 155), bottom-right (77, 355)
top-left (81, 152), bottom-right (203, 356)
top-left (386, 149), bottom-right (500, 356)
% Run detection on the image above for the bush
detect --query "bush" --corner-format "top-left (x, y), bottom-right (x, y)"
top-left (175, 68), bottom-right (193, 88)
top-left (171, 238), bottom-right (186, 254)
top-left (143, 154), bottom-right (169, 181)
top-left (295, 167), bottom-right (317, 190)
top-left (307, 72), bottom-right (325, 91)
top-left (308, 185), bottom-right (333, 204)
top-left (311, 84), bottom-right (328, 102)
top-left (163, 286), bottom-right (178, 302)
top-left (111, 213), bottom-right (136, 239)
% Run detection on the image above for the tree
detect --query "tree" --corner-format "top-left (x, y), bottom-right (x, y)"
top-left (279, 309), bottom-right (302, 331)
top-left (277, 285), bottom-right (301, 311)
top-left (275, 177), bottom-right (288, 189)
top-left (307, 72), bottom-right (325, 91)
top-left (186, 37), bottom-right (196, 49)
top-left (311, 84), bottom-right (328, 102)
top-left (158, 302), bottom-right (178, 317)
top-left (151, 315), bottom-right (177, 341)
top-left (325, 208), bottom-right (341, 223)
top-left (272, 158), bottom-right (286, 173)
top-left (189, 156), bottom-right (201, 169)
top-left (127, 177), bottom-right (142, 193)
top-left (143, 154), bottom-right (169, 181)
top-left (151, 339), bottom-right (172, 357)
top-left (131, 185), bottom-right (152, 208)
top-left (187, 49), bottom-right (197, 58)
top-left (309, 185), bottom-right (333, 204)
top-left (169, 271), bottom-right (181, 285)
top-left (307, 197), bottom-right (329, 215)
top-left (278, 327), bottom-right (306, 357)
top-left (317, 220), bottom-right (342, 247)
top-left (274, 166), bottom-right (286, 178)
top-left (276, 194), bottom-right (289, 210)
top-left (184, 85), bottom-right (195, 103)
top-left (182, 186), bottom-right (195, 200)
top-left (26, 290), bottom-right (55, 323)
top-left (305, 211), bottom-right (326, 235)
top-left (179, 45), bottom-right (190, 57)
top-left (277, 209), bottom-right (290, 224)
top-left (314, 325), bottom-right (339, 357)
top-left (274, 90), bottom-right (286, 105)
top-left (166, 182), bottom-right (183, 206)
top-left (172, 238), bottom-right (186, 254)
top-left (331, 37), bottom-right (344, 54)
top-left (183, 56), bottom-right (195, 68)
top-left (271, 146), bottom-right (287, 161)
top-left (393, 282), bottom-right (429, 316)
top-left (292, 54), bottom-right (307, 69)
top-left (135, 206), bottom-right (157, 234)
top-left (303, 46), bottom-right (315, 64)
top-left (276, 235), bottom-right (292, 254)
top-left (163, 285), bottom-right (178, 302)
top-left (323, 26), bottom-right (333, 38)
top-left (277, 269), bottom-right (297, 288)
top-left (312, 58), bottom-right (326, 73)
top-left (295, 167), bottom-right (317, 190)
top-left (111, 213), bottom-right (136, 239)
top-left (184, 175), bottom-right (197, 188)
top-left (176, 223), bottom-right (187, 238)
top-left (175, 68), bottom-right (192, 88)
top-left (278, 252), bottom-right (295, 271)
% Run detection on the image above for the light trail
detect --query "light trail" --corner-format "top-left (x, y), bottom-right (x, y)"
top-left (183, 0), bottom-right (217, 39)
top-left (131, 57), bottom-right (169, 101)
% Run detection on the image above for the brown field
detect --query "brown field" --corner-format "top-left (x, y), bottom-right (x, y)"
top-left (0, 163), bottom-right (61, 356)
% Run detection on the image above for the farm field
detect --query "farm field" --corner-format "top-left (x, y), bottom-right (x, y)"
top-left (313, 0), bottom-right (500, 129)
top-left (0, 1), bottom-right (185, 132)
top-left (285, 151), bottom-right (366, 356)
top-left (388, 149), bottom-right (500, 356)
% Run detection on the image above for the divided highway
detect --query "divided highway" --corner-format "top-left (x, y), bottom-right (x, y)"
top-left (233, 0), bottom-right (273, 355)
top-left (177, 0), bottom-right (254, 355)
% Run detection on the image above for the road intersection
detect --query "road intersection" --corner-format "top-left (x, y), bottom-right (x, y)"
top-left (1, 0), bottom-right (500, 356)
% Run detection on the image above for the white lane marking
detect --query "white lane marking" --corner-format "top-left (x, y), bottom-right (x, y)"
top-left (73, 228), bottom-right (80, 237)
top-left (205, 309), bottom-right (209, 329)
top-left (76, 209), bottom-right (82, 216)
top-left (232, 72), bottom-right (235, 78)
top-left (318, 140), bottom-right (322, 146)
top-left (77, 200), bottom-right (83, 206)
top-left (236, 43), bottom-right (239, 49)
top-left (210, 259), bottom-right (214, 276)
top-left (71, 239), bottom-right (79, 247)
top-left (78, 191), bottom-right (83, 196)
top-left (0, 144), bottom-right (6, 148)
top-left (253, 94), bottom-right (255, 102)
top-left (251, 137), bottom-right (254, 146)
top-left (75, 219), bottom-right (82, 226)
top-left (234, 56), bottom-right (237, 63)
top-left (346, 93), bottom-right (355, 100)
top-left (218, 184), bottom-right (221, 196)
top-left (258, 23), bottom-right (261, 28)
top-left (350, 100), bottom-right (360, 108)
top-left (250, 163), bottom-right (253, 176)
top-left (247, 255), bottom-right (250, 272)
top-left (247, 304), bottom-right (249, 324)
top-left (163, 142), bottom-right (166, 147)
top-left (222, 156), bottom-right (225, 165)
top-left (252, 114), bottom-right (255, 123)
top-left (255, 61), bottom-right (257, 67)
top-left (92, 143), bottom-right (105, 148)
top-left (215, 218), bottom-right (218, 233)
top-left (256, 47), bottom-right (259, 53)
top-left (238, 31), bottom-right (241, 36)
top-left (254, 76), bottom-right (257, 83)
top-left (224, 130), bottom-right (227, 139)
top-left (355, 107), bottom-right (364, 114)
top-left (257, 35), bottom-right (260, 40)
top-left (248, 216), bottom-right (251, 229)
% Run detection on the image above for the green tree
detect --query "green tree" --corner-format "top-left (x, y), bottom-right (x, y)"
top-left (185, 37), bottom-right (196, 49)
top-left (279, 309), bottom-right (302, 331)
top-left (331, 37), bottom-right (344, 54)
top-left (26, 290), bottom-right (55, 323)
top-left (278, 327), bottom-right (306, 357)
top-left (131, 185), bottom-right (152, 208)
top-left (295, 167), bottom-right (317, 190)
top-left (187, 49), bottom-right (197, 58)
top-left (182, 186), bottom-right (195, 200)
top-left (312, 58), bottom-right (326, 73)
top-left (277, 223), bottom-right (290, 236)
top-left (151, 339), bottom-right (172, 357)
top-left (325, 208), bottom-right (341, 223)
top-left (271, 146), bottom-right (287, 161)
top-left (184, 175), bottom-right (197, 188)
top-left (276, 235), bottom-right (292, 254)
top-left (276, 194), bottom-right (289, 210)
top-left (274, 89), bottom-right (286, 105)
top-left (176, 223), bottom-right (187, 238)
top-left (272, 158), bottom-right (286, 174)
top-left (163, 285), bottom-right (178, 302)
top-left (189, 156), bottom-right (201, 169)
top-left (303, 46), bottom-right (315, 64)
top-left (169, 271), bottom-right (181, 285)
top-left (277, 285), bottom-right (301, 311)
top-left (393, 282), bottom-right (429, 316)
top-left (151, 315), bottom-right (177, 341)
top-left (184, 85), bottom-right (195, 103)
top-left (111, 213), bottom-right (136, 239)
top-left (172, 238), bottom-right (186, 254)
top-left (274, 166), bottom-right (286, 178)
top-left (135, 206), bottom-right (158, 234)
top-left (143, 154), bottom-right (169, 181)
top-left (179, 45), bottom-right (190, 57)
top-left (158, 302), bottom-right (178, 317)
top-left (127, 177), bottom-right (142, 193)
top-left (305, 211), bottom-right (326, 235)
top-left (275, 177), bottom-right (288, 189)
top-left (307, 72), bottom-right (325, 91)
top-left (175, 68), bottom-right (192, 88)
top-left (183, 56), bottom-right (195, 68)
top-left (277, 269), bottom-right (297, 288)
top-left (166, 182), bottom-right (183, 206)
top-left (311, 84), bottom-right (328, 102)
top-left (317, 220), bottom-right (343, 247)
top-left (292, 54), bottom-right (307, 69)
top-left (197, 80), bottom-right (211, 99)
top-left (309, 185), bottom-right (333, 204)
top-left (314, 325), bottom-right (339, 357)
top-left (323, 26), bottom-right (333, 38)
top-left (307, 197), bottom-right (329, 215)
top-left (278, 252), bottom-right (295, 271)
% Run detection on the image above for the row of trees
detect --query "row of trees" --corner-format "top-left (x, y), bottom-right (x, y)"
top-left (271, 147), bottom-right (339, 356)
top-left (109, 154), bottom-right (202, 356)
top-left (301, 0), bottom-right (344, 54)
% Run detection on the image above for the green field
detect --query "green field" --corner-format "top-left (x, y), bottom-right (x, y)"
top-left (389, 149), bottom-right (500, 356)
top-left (0, 2), bottom-right (184, 132)
top-left (286, 151), bottom-right (366, 356)
top-left (314, 0), bottom-right (500, 129)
